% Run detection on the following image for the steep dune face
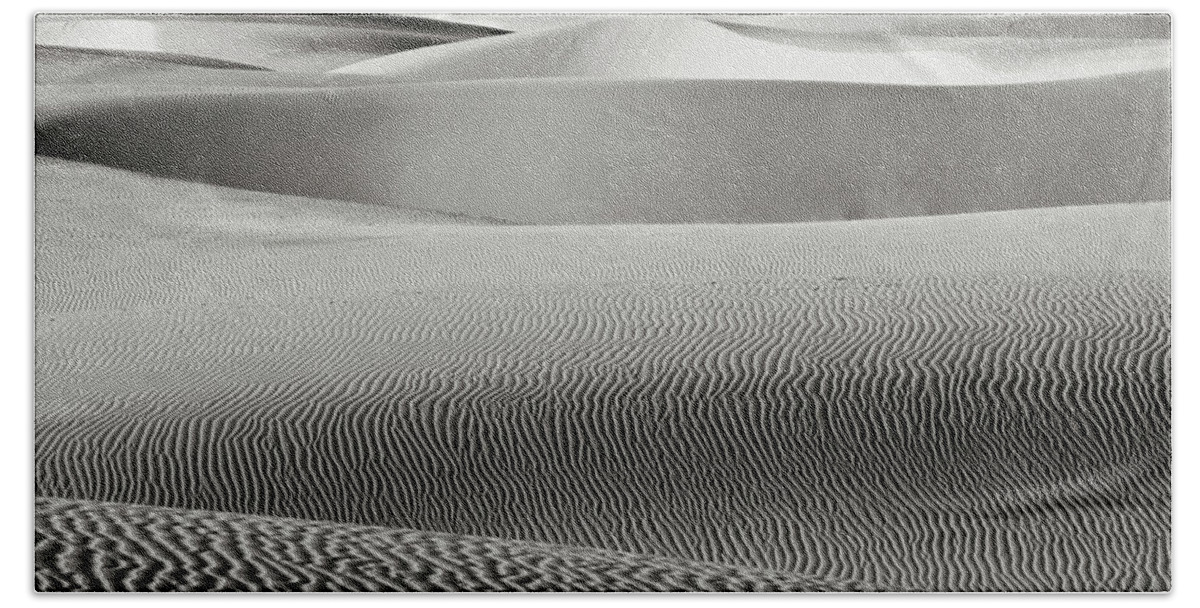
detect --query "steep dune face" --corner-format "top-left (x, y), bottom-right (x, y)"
top-left (35, 14), bottom-right (506, 72)
top-left (36, 70), bottom-right (1169, 224)
top-left (331, 17), bottom-right (1168, 85)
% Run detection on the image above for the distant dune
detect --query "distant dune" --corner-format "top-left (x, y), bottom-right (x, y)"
top-left (331, 17), bottom-right (1168, 85)
top-left (37, 70), bottom-right (1169, 224)
top-left (35, 14), bottom-right (506, 72)
top-left (36, 44), bottom-right (270, 71)
top-left (423, 13), bottom-right (1170, 38)
top-left (707, 19), bottom-right (1168, 62)
top-left (706, 13), bottom-right (1172, 38)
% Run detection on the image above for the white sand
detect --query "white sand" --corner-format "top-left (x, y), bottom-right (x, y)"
top-left (333, 16), bottom-right (1169, 85)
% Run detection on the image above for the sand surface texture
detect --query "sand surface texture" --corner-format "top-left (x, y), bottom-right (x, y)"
top-left (34, 13), bottom-right (1170, 592)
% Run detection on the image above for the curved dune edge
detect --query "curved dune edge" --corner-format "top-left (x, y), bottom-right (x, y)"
top-left (34, 498), bottom-right (868, 592)
top-left (36, 44), bottom-right (272, 72)
top-left (705, 18), bottom-right (1167, 57)
top-left (34, 71), bottom-right (1170, 225)
top-left (34, 15), bottom-right (506, 73)
top-left (134, 13), bottom-right (510, 37)
top-left (33, 154), bottom-right (1171, 320)
top-left (431, 13), bottom-right (1170, 39)
top-left (330, 16), bottom-right (1169, 85)
top-left (33, 156), bottom-right (511, 243)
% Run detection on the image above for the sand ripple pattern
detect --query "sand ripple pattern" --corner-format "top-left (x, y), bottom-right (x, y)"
top-left (36, 274), bottom-right (1170, 591)
top-left (36, 498), bottom-right (867, 592)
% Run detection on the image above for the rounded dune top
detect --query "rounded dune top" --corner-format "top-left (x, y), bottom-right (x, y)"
top-left (332, 15), bottom-right (1169, 85)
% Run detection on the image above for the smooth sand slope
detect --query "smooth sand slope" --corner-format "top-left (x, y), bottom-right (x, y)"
top-left (35, 14), bottom-right (506, 72)
top-left (332, 17), bottom-right (1168, 85)
top-left (707, 19), bottom-right (1168, 62)
top-left (36, 70), bottom-right (1169, 225)
top-left (35, 157), bottom-right (1169, 591)
top-left (36, 498), bottom-right (866, 592)
top-left (710, 13), bottom-right (1171, 38)
top-left (33, 49), bottom-right (376, 116)
top-left (430, 12), bottom-right (1170, 38)
top-left (36, 44), bottom-right (269, 72)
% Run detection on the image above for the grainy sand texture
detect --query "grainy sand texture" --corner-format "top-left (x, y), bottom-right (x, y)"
top-left (34, 13), bottom-right (1171, 593)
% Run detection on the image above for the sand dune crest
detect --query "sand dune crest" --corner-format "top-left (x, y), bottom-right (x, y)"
top-left (333, 16), bottom-right (1169, 85)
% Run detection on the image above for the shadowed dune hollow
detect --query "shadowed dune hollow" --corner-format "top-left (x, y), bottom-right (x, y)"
top-left (34, 12), bottom-right (1171, 592)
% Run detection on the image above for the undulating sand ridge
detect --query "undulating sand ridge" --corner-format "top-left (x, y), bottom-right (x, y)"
top-left (430, 13), bottom-right (1170, 38)
top-left (35, 71), bottom-right (1169, 224)
top-left (35, 14), bottom-right (507, 72)
top-left (709, 13), bottom-right (1171, 38)
top-left (706, 19), bottom-right (1167, 59)
top-left (331, 17), bottom-right (1169, 85)
top-left (36, 498), bottom-right (868, 592)
top-left (34, 45), bottom-right (385, 114)
top-left (33, 158), bottom-right (1169, 318)
top-left (32, 273), bottom-right (1172, 591)
top-left (159, 13), bottom-right (509, 36)
top-left (35, 153), bottom-right (1170, 589)
top-left (34, 157), bottom-right (500, 245)
top-left (36, 44), bottom-right (272, 71)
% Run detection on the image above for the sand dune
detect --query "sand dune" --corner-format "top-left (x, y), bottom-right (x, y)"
top-left (36, 45), bottom-right (285, 95)
top-left (33, 157), bottom-right (1169, 317)
top-left (423, 13), bottom-right (1170, 38)
top-left (36, 70), bottom-right (1169, 224)
top-left (171, 13), bottom-right (509, 36)
top-left (34, 272), bottom-right (1170, 591)
top-left (707, 19), bottom-right (1167, 59)
top-left (36, 498), bottom-right (866, 592)
top-left (34, 151), bottom-right (1170, 590)
top-left (35, 14), bottom-right (505, 72)
top-left (33, 13), bottom-right (1172, 593)
top-left (709, 13), bottom-right (1172, 38)
top-left (331, 17), bottom-right (1168, 85)
top-left (35, 156), bottom-right (499, 243)
top-left (36, 44), bottom-right (270, 72)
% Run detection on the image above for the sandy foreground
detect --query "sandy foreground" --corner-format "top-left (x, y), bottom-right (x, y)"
top-left (34, 14), bottom-right (1170, 592)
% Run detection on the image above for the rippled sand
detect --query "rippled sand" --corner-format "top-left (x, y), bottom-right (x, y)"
top-left (34, 13), bottom-right (1171, 592)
